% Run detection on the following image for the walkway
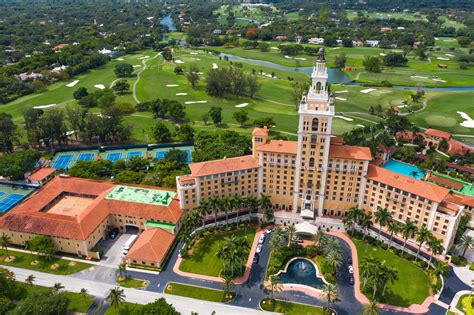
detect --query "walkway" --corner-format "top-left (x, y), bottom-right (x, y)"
top-left (132, 52), bottom-right (161, 104)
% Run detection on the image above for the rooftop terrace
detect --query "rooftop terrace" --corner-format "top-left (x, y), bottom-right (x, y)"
top-left (105, 185), bottom-right (176, 206)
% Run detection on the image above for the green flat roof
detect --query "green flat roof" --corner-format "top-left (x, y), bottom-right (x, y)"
top-left (106, 185), bottom-right (176, 206)
top-left (145, 221), bottom-right (176, 229)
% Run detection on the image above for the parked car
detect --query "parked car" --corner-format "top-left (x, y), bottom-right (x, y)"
top-left (109, 228), bottom-right (119, 239)
top-left (253, 255), bottom-right (260, 264)
top-left (258, 234), bottom-right (266, 244)
top-left (256, 244), bottom-right (263, 253)
top-left (348, 265), bottom-right (354, 274)
top-left (265, 228), bottom-right (273, 234)
top-left (349, 276), bottom-right (354, 285)
top-left (348, 257), bottom-right (353, 265)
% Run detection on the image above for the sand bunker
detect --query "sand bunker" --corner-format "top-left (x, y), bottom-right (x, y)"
top-left (166, 84), bottom-right (179, 87)
top-left (284, 55), bottom-right (293, 59)
top-left (357, 124), bottom-right (365, 128)
top-left (437, 57), bottom-right (449, 60)
top-left (335, 90), bottom-right (348, 94)
top-left (294, 57), bottom-right (307, 60)
top-left (190, 52), bottom-right (199, 55)
top-left (432, 78), bottom-right (446, 82)
top-left (174, 60), bottom-right (185, 64)
top-left (380, 53), bottom-right (386, 56)
top-left (397, 105), bottom-right (408, 108)
top-left (411, 75), bottom-right (429, 79)
top-left (235, 103), bottom-right (249, 108)
top-left (445, 54), bottom-right (455, 57)
top-left (176, 93), bottom-right (188, 96)
top-left (457, 112), bottom-right (474, 128)
top-left (66, 80), bottom-right (79, 87)
top-left (271, 47), bottom-right (279, 50)
top-left (94, 84), bottom-right (105, 89)
top-left (116, 58), bottom-right (124, 61)
top-left (334, 115), bottom-right (353, 121)
top-left (360, 88), bottom-right (376, 94)
top-left (133, 65), bottom-right (141, 68)
top-left (335, 97), bottom-right (347, 101)
top-left (138, 56), bottom-right (150, 60)
top-left (212, 63), bottom-right (218, 69)
top-left (33, 104), bottom-right (57, 109)
top-left (185, 101), bottom-right (207, 104)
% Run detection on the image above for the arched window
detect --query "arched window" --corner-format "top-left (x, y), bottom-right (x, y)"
top-left (311, 134), bottom-right (317, 144)
top-left (315, 81), bottom-right (322, 92)
top-left (309, 157), bottom-right (315, 168)
top-left (312, 118), bottom-right (319, 131)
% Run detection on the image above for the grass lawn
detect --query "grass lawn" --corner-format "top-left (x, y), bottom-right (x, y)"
top-left (353, 238), bottom-right (431, 307)
top-left (409, 91), bottom-right (474, 136)
top-left (14, 282), bottom-right (94, 313)
top-left (179, 226), bottom-right (256, 277)
top-left (104, 302), bottom-right (143, 315)
top-left (0, 249), bottom-right (92, 275)
top-left (117, 277), bottom-right (148, 288)
top-left (456, 294), bottom-right (474, 315)
top-left (165, 282), bottom-right (228, 302)
top-left (260, 298), bottom-right (324, 314)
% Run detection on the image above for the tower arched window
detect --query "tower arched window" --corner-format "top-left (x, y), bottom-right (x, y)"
top-left (315, 81), bottom-right (322, 92)
top-left (311, 134), bottom-right (317, 144)
top-left (309, 157), bottom-right (315, 168)
top-left (312, 118), bottom-right (319, 131)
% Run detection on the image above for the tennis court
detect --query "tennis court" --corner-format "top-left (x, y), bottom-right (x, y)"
top-left (0, 194), bottom-right (25, 212)
top-left (126, 151), bottom-right (143, 160)
top-left (155, 149), bottom-right (191, 162)
top-left (107, 152), bottom-right (123, 162)
top-left (0, 185), bottom-right (35, 213)
top-left (77, 153), bottom-right (95, 161)
top-left (52, 154), bottom-right (73, 169)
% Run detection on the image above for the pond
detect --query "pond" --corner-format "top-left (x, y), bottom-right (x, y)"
top-left (276, 257), bottom-right (326, 289)
top-left (160, 15), bottom-right (176, 31)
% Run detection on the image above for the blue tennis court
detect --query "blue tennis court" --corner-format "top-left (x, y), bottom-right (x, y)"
top-left (156, 151), bottom-right (167, 159)
top-left (52, 154), bottom-right (73, 169)
top-left (77, 153), bottom-right (95, 161)
top-left (0, 192), bottom-right (5, 198)
top-left (0, 194), bottom-right (26, 212)
top-left (126, 151), bottom-right (142, 160)
top-left (107, 153), bottom-right (122, 162)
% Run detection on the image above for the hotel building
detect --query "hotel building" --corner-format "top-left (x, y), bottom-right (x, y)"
top-left (178, 52), bottom-right (465, 253)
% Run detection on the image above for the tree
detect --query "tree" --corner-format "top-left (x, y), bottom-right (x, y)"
top-left (208, 107), bottom-right (223, 125)
top-left (222, 273), bottom-right (234, 297)
top-left (112, 79), bottom-right (130, 94)
top-left (162, 50), bottom-right (173, 61)
top-left (29, 235), bottom-right (56, 259)
top-left (246, 75), bottom-right (261, 98)
top-left (286, 225), bottom-right (297, 247)
top-left (363, 56), bottom-right (382, 73)
top-left (259, 194), bottom-right (273, 222)
top-left (107, 287), bottom-right (125, 310)
top-left (460, 235), bottom-right (474, 257)
top-left (80, 288), bottom-right (88, 301)
top-left (253, 117), bottom-right (275, 128)
top-left (11, 291), bottom-right (68, 315)
top-left (53, 282), bottom-right (64, 292)
top-left (0, 234), bottom-right (11, 259)
top-left (362, 300), bottom-right (380, 315)
top-left (153, 121), bottom-right (172, 143)
top-left (175, 124), bottom-right (194, 142)
top-left (114, 63), bottom-right (134, 77)
top-left (383, 53), bottom-right (408, 67)
top-left (25, 274), bottom-right (35, 286)
top-left (427, 237), bottom-right (443, 269)
top-left (174, 66), bottom-right (184, 75)
top-left (334, 53), bottom-right (347, 68)
top-left (116, 262), bottom-right (127, 281)
top-left (400, 219), bottom-right (418, 253)
top-left (73, 87), bottom-right (88, 100)
top-left (114, 170), bottom-right (144, 184)
top-left (0, 113), bottom-right (18, 153)
top-left (313, 229), bottom-right (327, 251)
top-left (290, 80), bottom-right (309, 110)
top-left (322, 283), bottom-right (338, 313)
top-left (268, 274), bottom-right (281, 300)
top-left (374, 208), bottom-right (391, 243)
top-left (141, 298), bottom-right (180, 314)
top-left (387, 221), bottom-right (399, 248)
top-left (360, 213), bottom-right (373, 240)
top-left (432, 261), bottom-right (449, 280)
top-left (186, 64), bottom-right (200, 89)
top-left (415, 226), bottom-right (432, 261)
top-left (233, 110), bottom-right (249, 127)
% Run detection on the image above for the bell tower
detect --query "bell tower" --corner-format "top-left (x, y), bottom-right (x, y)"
top-left (293, 48), bottom-right (335, 219)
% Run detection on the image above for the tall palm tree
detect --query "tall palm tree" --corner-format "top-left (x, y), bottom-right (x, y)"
top-left (400, 219), bottom-right (418, 253)
top-left (360, 213), bottom-right (373, 240)
top-left (286, 224), bottom-right (297, 247)
top-left (361, 256), bottom-right (377, 287)
top-left (246, 195), bottom-right (258, 214)
top-left (116, 262), bottom-right (127, 280)
top-left (258, 194), bottom-right (273, 222)
top-left (216, 242), bottom-right (231, 275)
top-left (326, 250), bottom-right (343, 273)
top-left (342, 215), bottom-right (355, 236)
top-left (221, 197), bottom-right (231, 224)
top-left (234, 236), bottom-right (250, 274)
top-left (80, 288), bottom-right (89, 301)
top-left (313, 229), bottom-right (327, 251)
top-left (107, 287), bottom-right (125, 310)
top-left (432, 261), bottom-right (449, 284)
top-left (362, 300), bottom-right (380, 315)
top-left (322, 283), bottom-right (338, 314)
top-left (374, 208), bottom-right (391, 243)
top-left (208, 196), bottom-right (221, 225)
top-left (222, 273), bottom-right (234, 296)
top-left (232, 195), bottom-right (244, 218)
top-left (268, 274), bottom-right (280, 300)
top-left (387, 221), bottom-right (399, 248)
top-left (270, 227), bottom-right (287, 251)
top-left (426, 237), bottom-right (444, 269)
top-left (0, 233), bottom-right (12, 259)
top-left (415, 226), bottom-right (432, 261)
top-left (26, 274), bottom-right (35, 286)
top-left (53, 282), bottom-right (64, 292)
top-left (460, 235), bottom-right (474, 257)
top-left (348, 207), bottom-right (364, 226)
top-left (381, 265), bottom-right (398, 297)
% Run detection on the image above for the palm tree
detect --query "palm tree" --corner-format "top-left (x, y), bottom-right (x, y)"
top-left (53, 282), bottom-right (64, 292)
top-left (322, 283), bottom-right (338, 314)
top-left (342, 215), bottom-right (355, 236)
top-left (432, 261), bottom-right (449, 288)
top-left (107, 287), bottom-right (125, 310)
top-left (426, 237), bottom-right (444, 269)
top-left (221, 273), bottom-right (234, 296)
top-left (268, 274), bottom-right (281, 300)
top-left (362, 300), bottom-right (380, 315)
top-left (460, 235), bottom-right (474, 257)
top-left (116, 262), bottom-right (127, 281)
top-left (246, 195), bottom-right (258, 214)
top-left (374, 208), bottom-right (391, 243)
top-left (313, 229), bottom-right (327, 251)
top-left (286, 224), bottom-right (297, 247)
top-left (348, 207), bottom-right (363, 226)
top-left (360, 213), bottom-right (373, 240)
top-left (400, 219), bottom-right (418, 253)
top-left (361, 256), bottom-right (377, 287)
top-left (221, 197), bottom-right (231, 224)
top-left (258, 194), bottom-right (273, 222)
top-left (216, 242), bottom-right (231, 275)
top-left (270, 227), bottom-right (287, 251)
top-left (234, 236), bottom-right (250, 274)
top-left (208, 196), bottom-right (221, 225)
top-left (80, 288), bottom-right (89, 301)
top-left (326, 250), bottom-right (343, 273)
top-left (381, 265), bottom-right (398, 297)
top-left (387, 221), bottom-right (399, 248)
top-left (0, 233), bottom-right (12, 259)
top-left (415, 226), bottom-right (432, 261)
top-left (25, 274), bottom-right (35, 286)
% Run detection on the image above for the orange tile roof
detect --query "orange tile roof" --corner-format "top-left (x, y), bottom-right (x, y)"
top-left (367, 165), bottom-right (450, 203)
top-left (330, 136), bottom-right (344, 145)
top-left (424, 128), bottom-right (452, 140)
top-left (125, 228), bottom-right (175, 263)
top-left (427, 175), bottom-right (464, 191)
top-left (395, 131), bottom-right (415, 141)
top-left (448, 140), bottom-right (474, 156)
top-left (252, 127), bottom-right (269, 137)
top-left (256, 140), bottom-right (298, 154)
top-left (189, 155), bottom-right (259, 177)
top-left (329, 144), bottom-right (372, 161)
top-left (446, 193), bottom-right (474, 208)
top-left (28, 167), bottom-right (56, 181)
top-left (0, 177), bottom-right (183, 240)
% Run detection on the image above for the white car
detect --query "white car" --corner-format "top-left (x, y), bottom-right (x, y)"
top-left (258, 234), bottom-right (266, 244)
top-left (265, 228), bottom-right (273, 234)
top-left (256, 244), bottom-right (263, 253)
top-left (348, 265), bottom-right (354, 274)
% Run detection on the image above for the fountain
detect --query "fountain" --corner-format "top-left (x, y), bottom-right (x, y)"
top-left (275, 257), bottom-right (327, 289)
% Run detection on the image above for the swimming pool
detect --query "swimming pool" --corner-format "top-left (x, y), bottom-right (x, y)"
top-left (382, 160), bottom-right (425, 179)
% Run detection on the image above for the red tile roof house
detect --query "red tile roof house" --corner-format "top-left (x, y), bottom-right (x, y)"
top-left (25, 167), bottom-right (56, 186)
top-left (423, 128), bottom-right (452, 149)
top-left (0, 176), bottom-right (184, 266)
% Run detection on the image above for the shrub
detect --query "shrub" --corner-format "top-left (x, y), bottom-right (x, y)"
top-left (470, 263), bottom-right (474, 271)
top-left (451, 255), bottom-right (467, 266)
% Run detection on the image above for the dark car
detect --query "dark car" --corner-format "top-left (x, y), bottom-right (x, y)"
top-left (253, 255), bottom-right (260, 264)
top-left (348, 257), bottom-right (353, 265)
top-left (349, 276), bottom-right (354, 285)
top-left (110, 228), bottom-right (119, 239)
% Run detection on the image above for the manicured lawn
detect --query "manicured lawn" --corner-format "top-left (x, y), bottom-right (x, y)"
top-left (179, 226), bottom-right (256, 277)
top-left (409, 91), bottom-right (474, 136)
top-left (117, 277), bottom-right (148, 288)
top-left (456, 294), bottom-right (474, 315)
top-left (165, 282), bottom-right (228, 302)
top-left (260, 298), bottom-right (325, 314)
top-left (15, 282), bottom-right (94, 313)
top-left (353, 238), bottom-right (431, 307)
top-left (104, 302), bottom-right (143, 315)
top-left (0, 249), bottom-right (92, 275)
